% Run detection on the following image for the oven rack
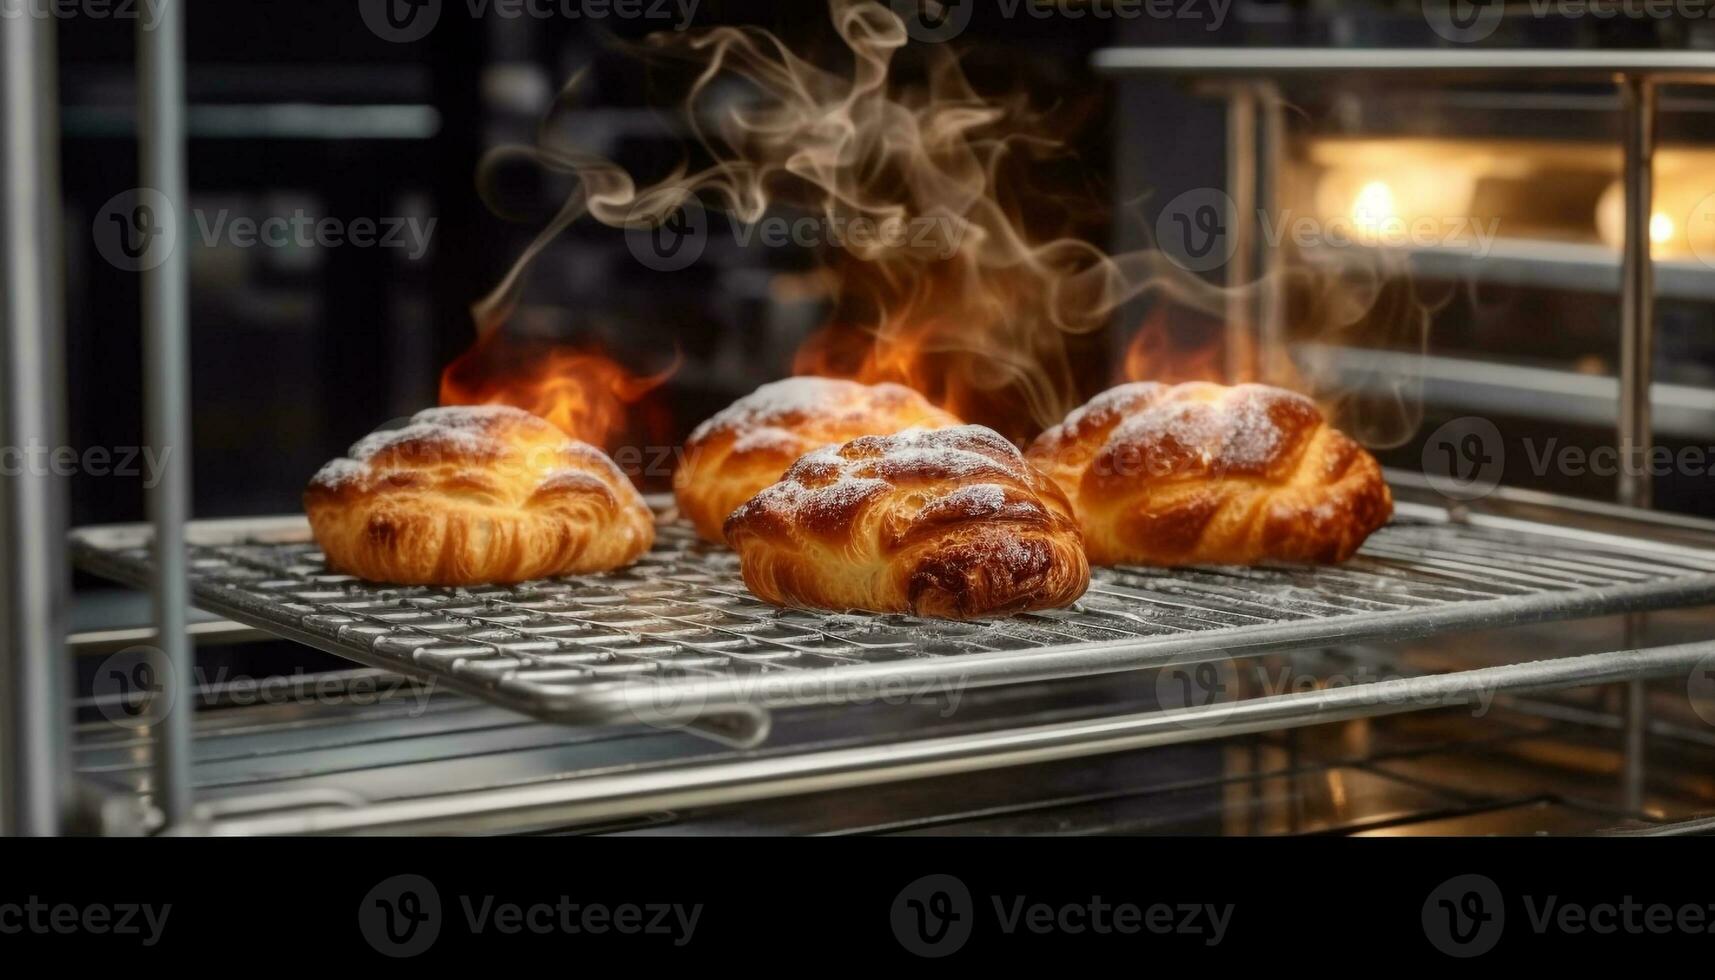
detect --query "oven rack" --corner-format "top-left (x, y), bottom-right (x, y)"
top-left (70, 496), bottom-right (1715, 749)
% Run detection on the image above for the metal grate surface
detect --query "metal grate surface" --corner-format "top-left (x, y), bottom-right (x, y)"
top-left (71, 501), bottom-right (1715, 744)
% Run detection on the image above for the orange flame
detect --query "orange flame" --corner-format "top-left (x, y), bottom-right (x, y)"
top-left (465, 0), bottom-right (1430, 451)
top-left (439, 332), bottom-right (677, 451)
top-left (1121, 309), bottom-right (1236, 387)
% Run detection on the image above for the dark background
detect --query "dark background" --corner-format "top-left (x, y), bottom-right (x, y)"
top-left (56, 0), bottom-right (1715, 534)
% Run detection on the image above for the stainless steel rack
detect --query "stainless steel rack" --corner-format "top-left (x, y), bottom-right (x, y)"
top-left (69, 495), bottom-right (1715, 753)
top-left (7, 17), bottom-right (1715, 833)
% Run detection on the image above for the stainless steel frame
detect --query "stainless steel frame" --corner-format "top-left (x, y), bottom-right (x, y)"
top-left (7, 40), bottom-right (1715, 834)
top-left (138, 0), bottom-right (195, 829)
top-left (191, 639), bottom-right (1715, 835)
top-left (1, 6), bottom-right (72, 837)
top-left (68, 492), bottom-right (1715, 752)
top-left (1095, 45), bottom-right (1715, 823)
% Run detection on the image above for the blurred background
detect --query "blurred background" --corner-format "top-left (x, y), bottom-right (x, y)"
top-left (57, 0), bottom-right (1715, 648)
top-left (13, 0), bottom-right (1714, 839)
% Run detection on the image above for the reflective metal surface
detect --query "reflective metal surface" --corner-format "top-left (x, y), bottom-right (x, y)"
top-left (1, 6), bottom-right (71, 837)
top-left (71, 498), bottom-right (1715, 748)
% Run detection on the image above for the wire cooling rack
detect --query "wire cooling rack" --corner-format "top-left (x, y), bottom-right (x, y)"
top-left (71, 499), bottom-right (1715, 745)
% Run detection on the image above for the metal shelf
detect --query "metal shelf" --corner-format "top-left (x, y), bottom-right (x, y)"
top-left (185, 640), bottom-right (1715, 835)
top-left (1304, 238), bottom-right (1715, 304)
top-left (71, 495), bottom-right (1715, 752)
top-left (1093, 48), bottom-right (1715, 80)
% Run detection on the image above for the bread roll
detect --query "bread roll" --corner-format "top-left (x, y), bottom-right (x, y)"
top-left (305, 406), bottom-right (653, 585)
top-left (674, 377), bottom-right (959, 541)
top-left (725, 425), bottom-right (1090, 619)
top-left (1028, 382), bottom-right (1391, 566)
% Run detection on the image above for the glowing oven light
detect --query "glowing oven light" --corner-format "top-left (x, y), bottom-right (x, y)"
top-left (1350, 180), bottom-right (1398, 239)
top-left (1651, 212), bottom-right (1676, 245)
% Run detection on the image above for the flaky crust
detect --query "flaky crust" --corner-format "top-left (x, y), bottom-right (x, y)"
top-left (304, 406), bottom-right (654, 585)
top-left (724, 426), bottom-right (1090, 620)
top-left (1028, 382), bottom-right (1392, 566)
top-left (674, 377), bottom-right (960, 542)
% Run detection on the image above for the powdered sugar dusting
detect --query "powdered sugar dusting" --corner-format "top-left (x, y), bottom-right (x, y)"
top-left (308, 404), bottom-right (638, 508)
top-left (1105, 384), bottom-right (1316, 476)
top-left (688, 377), bottom-right (946, 447)
top-left (350, 421), bottom-right (496, 462)
top-left (942, 482), bottom-right (1007, 511)
top-left (689, 377), bottom-right (869, 443)
top-left (412, 404), bottom-right (537, 428)
top-left (731, 426), bottom-right (815, 456)
top-left (309, 457), bottom-right (368, 490)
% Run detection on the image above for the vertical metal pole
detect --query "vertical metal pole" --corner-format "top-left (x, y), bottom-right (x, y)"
top-left (1618, 74), bottom-right (1657, 814)
top-left (1225, 87), bottom-right (1257, 384)
top-left (1255, 83), bottom-right (1287, 386)
top-left (1619, 75), bottom-right (1656, 512)
top-left (140, 0), bottom-right (194, 827)
top-left (0, 4), bottom-right (72, 837)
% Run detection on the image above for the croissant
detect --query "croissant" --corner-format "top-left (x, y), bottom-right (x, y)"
top-left (304, 406), bottom-right (654, 585)
top-left (674, 377), bottom-right (960, 541)
top-left (724, 426), bottom-right (1090, 620)
top-left (1027, 382), bottom-right (1392, 566)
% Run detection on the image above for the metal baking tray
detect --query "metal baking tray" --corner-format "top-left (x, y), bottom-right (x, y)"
top-left (71, 496), bottom-right (1715, 747)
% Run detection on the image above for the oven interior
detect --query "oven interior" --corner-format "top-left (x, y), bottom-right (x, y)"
top-left (8, 4), bottom-right (1715, 836)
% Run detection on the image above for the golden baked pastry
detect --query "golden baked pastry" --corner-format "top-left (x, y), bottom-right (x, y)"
top-left (724, 426), bottom-right (1090, 620)
top-left (1027, 382), bottom-right (1392, 566)
top-left (304, 406), bottom-right (654, 585)
top-left (674, 377), bottom-right (960, 541)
